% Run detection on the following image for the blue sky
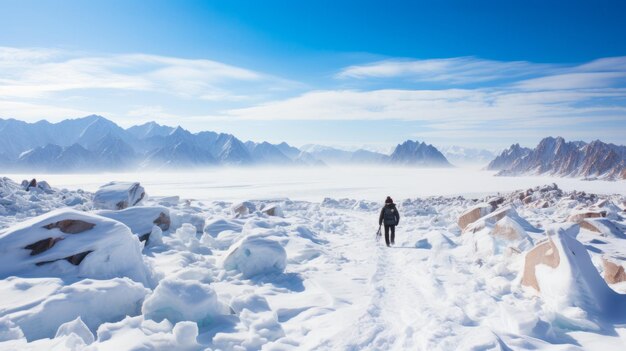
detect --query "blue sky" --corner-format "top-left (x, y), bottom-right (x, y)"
top-left (0, 0), bottom-right (625, 151)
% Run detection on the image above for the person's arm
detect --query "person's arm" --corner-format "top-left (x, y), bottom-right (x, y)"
top-left (379, 208), bottom-right (384, 226)
top-left (395, 208), bottom-right (400, 225)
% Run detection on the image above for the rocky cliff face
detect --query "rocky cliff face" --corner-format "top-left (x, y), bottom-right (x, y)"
top-left (390, 140), bottom-right (452, 167)
top-left (486, 143), bottom-right (531, 171)
top-left (492, 137), bottom-right (626, 180)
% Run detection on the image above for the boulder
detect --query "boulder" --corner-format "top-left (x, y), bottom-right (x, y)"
top-left (0, 209), bottom-right (149, 284)
top-left (602, 258), bottom-right (626, 284)
top-left (534, 200), bottom-right (550, 208)
top-left (522, 196), bottom-right (533, 205)
top-left (93, 182), bottom-right (145, 210)
top-left (457, 203), bottom-right (493, 230)
top-left (487, 196), bottom-right (504, 209)
top-left (96, 206), bottom-right (171, 242)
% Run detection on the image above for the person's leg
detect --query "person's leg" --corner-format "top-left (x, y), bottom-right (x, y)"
top-left (390, 226), bottom-right (395, 245)
top-left (384, 225), bottom-right (390, 246)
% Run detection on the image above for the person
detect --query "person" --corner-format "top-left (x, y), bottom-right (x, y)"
top-left (379, 196), bottom-right (400, 247)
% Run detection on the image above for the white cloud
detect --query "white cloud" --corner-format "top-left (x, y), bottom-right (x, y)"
top-left (0, 47), bottom-right (282, 100)
top-left (336, 57), bottom-right (555, 84)
top-left (221, 87), bottom-right (624, 124)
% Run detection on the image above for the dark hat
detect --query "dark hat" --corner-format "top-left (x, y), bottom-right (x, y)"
top-left (385, 196), bottom-right (393, 204)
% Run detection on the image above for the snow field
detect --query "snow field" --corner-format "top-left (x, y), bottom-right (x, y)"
top-left (0, 177), bottom-right (625, 349)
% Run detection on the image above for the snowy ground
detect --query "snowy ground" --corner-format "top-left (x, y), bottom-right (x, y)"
top-left (1, 171), bottom-right (626, 350)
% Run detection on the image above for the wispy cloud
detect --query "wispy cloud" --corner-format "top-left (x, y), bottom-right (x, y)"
top-left (0, 47), bottom-right (288, 100)
top-left (336, 57), bottom-right (556, 84)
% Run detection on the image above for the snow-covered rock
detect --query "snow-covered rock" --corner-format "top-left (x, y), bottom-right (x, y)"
top-left (0, 209), bottom-right (149, 284)
top-left (142, 278), bottom-right (227, 326)
top-left (521, 226), bottom-right (626, 318)
top-left (95, 206), bottom-right (170, 241)
top-left (457, 203), bottom-right (493, 230)
top-left (222, 235), bottom-right (287, 278)
top-left (93, 181), bottom-right (145, 210)
top-left (231, 201), bottom-right (256, 217)
top-left (567, 209), bottom-right (607, 223)
top-left (261, 204), bottom-right (283, 217)
top-left (579, 218), bottom-right (624, 237)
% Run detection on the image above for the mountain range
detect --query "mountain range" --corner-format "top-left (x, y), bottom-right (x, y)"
top-left (2, 116), bottom-right (623, 179)
top-left (0, 115), bottom-right (453, 171)
top-left (487, 137), bottom-right (626, 180)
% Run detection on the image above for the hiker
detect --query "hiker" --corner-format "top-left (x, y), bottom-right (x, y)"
top-left (379, 196), bottom-right (400, 247)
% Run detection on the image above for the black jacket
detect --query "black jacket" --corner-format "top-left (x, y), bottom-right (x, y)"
top-left (379, 203), bottom-right (400, 226)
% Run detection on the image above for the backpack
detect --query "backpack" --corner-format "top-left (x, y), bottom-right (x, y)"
top-left (383, 206), bottom-right (397, 225)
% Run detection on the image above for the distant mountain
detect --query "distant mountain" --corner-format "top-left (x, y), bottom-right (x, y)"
top-left (91, 134), bottom-right (137, 168)
top-left (491, 137), bottom-right (626, 180)
top-left (127, 122), bottom-right (174, 139)
top-left (300, 144), bottom-right (389, 165)
top-left (215, 135), bottom-right (253, 165)
top-left (441, 146), bottom-right (495, 167)
top-left (246, 142), bottom-right (291, 164)
top-left (390, 140), bottom-right (452, 167)
top-left (350, 149), bottom-right (390, 164)
top-left (486, 143), bottom-right (532, 171)
top-left (0, 115), bottom-right (459, 171)
top-left (18, 143), bottom-right (94, 171)
top-left (300, 145), bottom-right (354, 164)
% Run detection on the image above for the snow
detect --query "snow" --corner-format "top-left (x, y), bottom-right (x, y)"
top-left (142, 278), bottom-right (228, 326)
top-left (6, 167), bottom-right (623, 203)
top-left (0, 171), bottom-right (625, 350)
top-left (222, 235), bottom-right (287, 278)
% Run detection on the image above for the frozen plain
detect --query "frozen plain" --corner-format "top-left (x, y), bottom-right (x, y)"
top-left (1, 167), bottom-right (626, 350)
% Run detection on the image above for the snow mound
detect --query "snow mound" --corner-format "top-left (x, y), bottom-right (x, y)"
top-left (203, 218), bottom-right (244, 237)
top-left (93, 316), bottom-right (199, 350)
top-left (522, 226), bottom-right (626, 321)
top-left (142, 278), bottom-right (227, 326)
top-left (415, 230), bottom-right (456, 250)
top-left (222, 235), bottom-right (287, 278)
top-left (0, 209), bottom-right (150, 284)
top-left (95, 206), bottom-right (170, 242)
top-left (93, 181), bottom-right (145, 210)
top-left (55, 317), bottom-right (95, 345)
top-left (1, 277), bottom-right (149, 341)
